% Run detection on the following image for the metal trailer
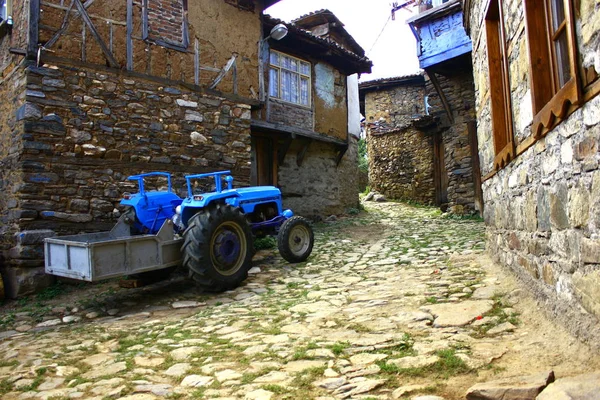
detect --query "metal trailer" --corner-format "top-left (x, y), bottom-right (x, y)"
top-left (44, 215), bottom-right (182, 282)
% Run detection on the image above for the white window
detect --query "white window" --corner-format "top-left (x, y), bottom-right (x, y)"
top-left (1, 0), bottom-right (8, 21)
top-left (269, 51), bottom-right (311, 107)
top-left (432, 0), bottom-right (449, 7)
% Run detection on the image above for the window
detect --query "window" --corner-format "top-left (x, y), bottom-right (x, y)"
top-left (1, 1), bottom-right (6, 21)
top-left (1, 0), bottom-right (10, 22)
top-left (524, 0), bottom-right (582, 138)
top-left (485, 0), bottom-right (514, 170)
top-left (143, 0), bottom-right (189, 51)
top-left (269, 51), bottom-right (311, 107)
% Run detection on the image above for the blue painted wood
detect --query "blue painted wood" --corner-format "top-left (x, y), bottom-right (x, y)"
top-left (413, 9), bottom-right (472, 68)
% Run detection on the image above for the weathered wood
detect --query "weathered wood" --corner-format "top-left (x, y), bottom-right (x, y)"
top-left (28, 0), bottom-right (41, 57)
top-left (296, 139), bottom-right (311, 167)
top-left (194, 38), bottom-right (200, 85)
top-left (209, 53), bottom-right (238, 90)
top-left (74, 0), bottom-right (119, 68)
top-left (251, 119), bottom-right (347, 146)
top-left (81, 23), bottom-right (86, 62)
top-left (43, 0), bottom-right (75, 49)
top-left (232, 60), bottom-right (238, 95)
top-left (277, 136), bottom-right (293, 165)
top-left (425, 68), bottom-right (454, 124)
top-left (126, 0), bottom-right (133, 70)
top-left (334, 144), bottom-right (348, 167)
top-left (41, 1), bottom-right (125, 26)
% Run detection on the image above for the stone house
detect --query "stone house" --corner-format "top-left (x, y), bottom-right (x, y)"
top-left (360, 0), bottom-right (482, 213)
top-left (463, 0), bottom-right (600, 345)
top-left (0, 0), bottom-right (371, 297)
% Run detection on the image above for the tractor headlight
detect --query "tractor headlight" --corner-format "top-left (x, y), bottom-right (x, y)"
top-left (176, 205), bottom-right (182, 215)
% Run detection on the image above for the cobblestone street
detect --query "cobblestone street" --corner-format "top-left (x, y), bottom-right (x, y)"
top-left (1, 201), bottom-right (599, 400)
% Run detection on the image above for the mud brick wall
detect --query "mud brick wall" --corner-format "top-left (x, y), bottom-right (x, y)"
top-left (467, 0), bottom-right (600, 345)
top-left (147, 0), bottom-right (186, 45)
top-left (278, 137), bottom-right (360, 217)
top-left (0, 61), bottom-right (253, 298)
top-left (424, 71), bottom-right (478, 214)
top-left (367, 128), bottom-right (435, 204)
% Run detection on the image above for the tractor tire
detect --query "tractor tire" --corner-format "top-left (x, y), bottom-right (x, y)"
top-left (277, 216), bottom-right (314, 263)
top-left (123, 207), bottom-right (142, 235)
top-left (181, 204), bottom-right (253, 292)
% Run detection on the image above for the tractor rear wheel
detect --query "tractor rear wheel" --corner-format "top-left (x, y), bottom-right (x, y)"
top-left (277, 216), bottom-right (314, 263)
top-left (182, 204), bottom-right (253, 292)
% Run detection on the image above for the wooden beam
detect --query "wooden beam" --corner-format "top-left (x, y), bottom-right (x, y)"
top-left (126, 0), bottom-right (133, 70)
top-left (194, 38), bottom-right (200, 85)
top-left (209, 53), bottom-right (238, 90)
top-left (296, 139), bottom-right (311, 167)
top-left (335, 144), bottom-right (348, 167)
top-left (44, 0), bottom-right (75, 49)
top-left (28, 0), bottom-right (41, 57)
top-left (425, 68), bottom-right (454, 124)
top-left (74, 0), bottom-right (119, 68)
top-left (277, 136), bottom-right (293, 165)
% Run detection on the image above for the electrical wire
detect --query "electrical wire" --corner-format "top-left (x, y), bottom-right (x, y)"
top-left (367, 14), bottom-right (392, 56)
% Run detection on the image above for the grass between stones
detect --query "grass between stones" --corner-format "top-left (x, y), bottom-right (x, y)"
top-left (376, 348), bottom-right (471, 380)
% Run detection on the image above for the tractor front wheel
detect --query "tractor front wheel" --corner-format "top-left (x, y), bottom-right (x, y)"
top-left (277, 216), bottom-right (314, 263)
top-left (182, 204), bottom-right (253, 292)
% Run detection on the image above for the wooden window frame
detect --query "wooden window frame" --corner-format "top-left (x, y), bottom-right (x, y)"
top-left (485, 0), bottom-right (515, 171)
top-left (142, 0), bottom-right (189, 52)
top-left (268, 50), bottom-right (312, 108)
top-left (524, 0), bottom-right (582, 139)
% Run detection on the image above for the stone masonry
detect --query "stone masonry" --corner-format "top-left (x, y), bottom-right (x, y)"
top-left (362, 71), bottom-right (478, 213)
top-left (363, 77), bottom-right (436, 204)
top-left (0, 62), bottom-right (253, 298)
top-left (466, 0), bottom-right (600, 345)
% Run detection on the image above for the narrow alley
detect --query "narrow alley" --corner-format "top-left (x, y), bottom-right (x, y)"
top-left (1, 201), bottom-right (598, 400)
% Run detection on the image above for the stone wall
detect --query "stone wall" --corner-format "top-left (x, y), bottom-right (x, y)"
top-left (467, 0), bottom-right (600, 345)
top-left (425, 70), bottom-right (478, 214)
top-left (278, 137), bottom-right (359, 217)
top-left (0, 61), bottom-right (253, 298)
top-left (367, 128), bottom-right (435, 204)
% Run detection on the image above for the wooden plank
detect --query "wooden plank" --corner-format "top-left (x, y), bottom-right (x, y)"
top-left (209, 53), bottom-right (238, 90)
top-left (41, 1), bottom-right (125, 26)
top-left (232, 60), bottom-right (238, 95)
top-left (81, 23), bottom-right (86, 62)
top-left (425, 68), bottom-right (454, 124)
top-left (126, 0), bottom-right (133, 70)
top-left (44, 0), bottom-right (75, 49)
top-left (74, 0), bottom-right (119, 68)
top-left (335, 144), bottom-right (348, 167)
top-left (194, 38), bottom-right (199, 85)
top-left (29, 0), bottom-right (41, 57)
top-left (296, 139), bottom-right (311, 167)
top-left (277, 136), bottom-right (293, 165)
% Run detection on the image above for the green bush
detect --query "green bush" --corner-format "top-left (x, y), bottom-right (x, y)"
top-left (254, 236), bottom-right (276, 250)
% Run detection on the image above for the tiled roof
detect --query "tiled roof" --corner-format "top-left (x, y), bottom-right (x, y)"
top-left (359, 74), bottom-right (424, 90)
top-left (264, 14), bottom-right (372, 70)
top-left (291, 9), bottom-right (366, 56)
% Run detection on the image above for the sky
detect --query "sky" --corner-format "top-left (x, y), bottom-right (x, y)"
top-left (265, 0), bottom-right (421, 82)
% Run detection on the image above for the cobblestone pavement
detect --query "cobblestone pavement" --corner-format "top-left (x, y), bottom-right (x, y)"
top-left (1, 201), bottom-right (599, 400)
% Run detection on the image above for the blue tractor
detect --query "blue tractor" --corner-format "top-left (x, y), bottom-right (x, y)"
top-left (120, 171), bottom-right (314, 291)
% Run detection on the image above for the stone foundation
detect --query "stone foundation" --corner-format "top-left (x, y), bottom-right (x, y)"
top-left (279, 136), bottom-right (359, 217)
top-left (0, 60), bottom-right (253, 297)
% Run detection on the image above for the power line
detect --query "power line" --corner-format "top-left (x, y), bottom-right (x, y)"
top-left (367, 14), bottom-right (391, 56)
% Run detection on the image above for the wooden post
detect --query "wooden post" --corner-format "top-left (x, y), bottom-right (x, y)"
top-left (194, 38), bottom-right (200, 85)
top-left (28, 0), bottom-right (41, 58)
top-left (126, 0), bottom-right (133, 70)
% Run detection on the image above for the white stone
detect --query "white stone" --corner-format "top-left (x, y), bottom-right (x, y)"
top-left (245, 389), bottom-right (274, 400)
top-left (215, 369), bottom-right (243, 382)
top-left (180, 375), bottom-right (213, 387)
top-left (583, 95), bottom-right (600, 126)
top-left (82, 362), bottom-right (127, 379)
top-left (177, 99), bottom-right (198, 108)
top-left (36, 319), bottom-right (62, 327)
top-left (421, 300), bottom-right (494, 327)
top-left (190, 131), bottom-right (208, 145)
top-left (172, 301), bottom-right (203, 309)
top-left (283, 360), bottom-right (327, 373)
top-left (163, 363), bottom-right (191, 377)
top-left (560, 139), bottom-right (573, 164)
top-left (349, 353), bottom-right (388, 365)
top-left (313, 377), bottom-right (347, 390)
top-left (388, 355), bottom-right (438, 369)
top-left (170, 346), bottom-right (200, 361)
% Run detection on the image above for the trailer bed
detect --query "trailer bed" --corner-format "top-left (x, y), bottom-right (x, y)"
top-left (45, 218), bottom-right (182, 282)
